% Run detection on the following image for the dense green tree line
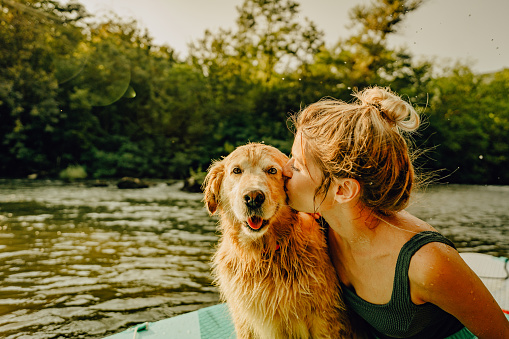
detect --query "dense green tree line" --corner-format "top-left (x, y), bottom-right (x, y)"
top-left (1, 0), bottom-right (508, 184)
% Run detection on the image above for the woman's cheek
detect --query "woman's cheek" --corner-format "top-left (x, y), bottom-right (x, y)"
top-left (288, 178), bottom-right (307, 210)
top-left (285, 178), bottom-right (298, 203)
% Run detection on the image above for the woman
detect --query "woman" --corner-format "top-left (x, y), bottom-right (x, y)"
top-left (282, 87), bottom-right (509, 338)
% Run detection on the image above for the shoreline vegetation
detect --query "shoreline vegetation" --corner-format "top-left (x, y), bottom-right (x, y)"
top-left (1, 0), bottom-right (508, 185)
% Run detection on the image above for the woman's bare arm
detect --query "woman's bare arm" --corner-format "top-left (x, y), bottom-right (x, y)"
top-left (410, 243), bottom-right (509, 339)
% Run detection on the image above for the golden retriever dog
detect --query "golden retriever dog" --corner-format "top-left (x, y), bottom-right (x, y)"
top-left (203, 143), bottom-right (352, 338)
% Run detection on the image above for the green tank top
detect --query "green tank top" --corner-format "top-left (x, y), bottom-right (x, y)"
top-left (341, 231), bottom-right (466, 339)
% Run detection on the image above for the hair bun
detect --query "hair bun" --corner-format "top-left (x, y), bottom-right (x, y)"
top-left (355, 87), bottom-right (420, 132)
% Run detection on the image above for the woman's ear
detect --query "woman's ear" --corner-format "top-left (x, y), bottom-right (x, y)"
top-left (202, 160), bottom-right (225, 214)
top-left (333, 178), bottom-right (361, 204)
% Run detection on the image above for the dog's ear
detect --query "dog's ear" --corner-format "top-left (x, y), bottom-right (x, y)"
top-left (202, 159), bottom-right (225, 215)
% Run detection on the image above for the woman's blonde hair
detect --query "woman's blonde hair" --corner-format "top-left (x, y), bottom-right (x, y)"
top-left (293, 86), bottom-right (420, 216)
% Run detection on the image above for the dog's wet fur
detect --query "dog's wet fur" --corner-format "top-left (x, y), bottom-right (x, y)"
top-left (203, 143), bottom-right (353, 338)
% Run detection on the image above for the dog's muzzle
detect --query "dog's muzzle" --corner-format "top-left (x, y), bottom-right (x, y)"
top-left (244, 190), bottom-right (265, 209)
top-left (242, 190), bottom-right (268, 231)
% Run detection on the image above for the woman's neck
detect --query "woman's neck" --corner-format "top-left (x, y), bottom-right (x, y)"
top-left (321, 202), bottom-right (381, 252)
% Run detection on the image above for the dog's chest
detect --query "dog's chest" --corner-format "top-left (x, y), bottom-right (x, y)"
top-left (215, 245), bottom-right (326, 300)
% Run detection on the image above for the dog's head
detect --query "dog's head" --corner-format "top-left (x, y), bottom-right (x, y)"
top-left (203, 143), bottom-right (289, 237)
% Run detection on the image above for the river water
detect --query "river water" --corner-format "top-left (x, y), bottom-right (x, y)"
top-left (0, 180), bottom-right (508, 338)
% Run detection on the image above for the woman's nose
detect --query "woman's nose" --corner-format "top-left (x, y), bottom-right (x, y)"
top-left (282, 160), bottom-right (293, 178)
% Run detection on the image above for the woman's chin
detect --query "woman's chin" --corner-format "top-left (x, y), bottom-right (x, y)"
top-left (287, 201), bottom-right (310, 214)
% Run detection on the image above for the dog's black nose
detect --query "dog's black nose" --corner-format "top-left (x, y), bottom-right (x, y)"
top-left (244, 190), bottom-right (265, 209)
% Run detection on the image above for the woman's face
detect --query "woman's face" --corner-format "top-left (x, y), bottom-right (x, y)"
top-left (283, 133), bottom-right (325, 214)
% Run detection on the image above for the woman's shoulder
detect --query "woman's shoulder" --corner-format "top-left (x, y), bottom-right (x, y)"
top-left (407, 240), bottom-right (464, 304)
top-left (410, 239), bottom-right (459, 270)
top-left (385, 212), bottom-right (461, 303)
top-left (378, 211), bottom-right (438, 249)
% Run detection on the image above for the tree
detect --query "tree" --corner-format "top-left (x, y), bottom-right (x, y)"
top-left (478, 69), bottom-right (509, 183)
top-left (423, 66), bottom-right (509, 184)
top-left (2, 0), bottom-right (506, 183)
top-left (306, 0), bottom-right (429, 100)
top-left (0, 0), bottom-right (88, 176)
top-left (190, 0), bottom-right (323, 83)
top-left (187, 0), bottom-right (324, 159)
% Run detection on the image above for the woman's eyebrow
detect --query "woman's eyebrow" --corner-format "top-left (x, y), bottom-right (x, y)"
top-left (289, 150), bottom-right (298, 161)
top-left (293, 152), bottom-right (305, 165)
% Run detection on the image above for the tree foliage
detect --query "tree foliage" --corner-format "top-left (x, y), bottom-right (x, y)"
top-left (1, 0), bottom-right (508, 184)
top-left (422, 67), bottom-right (509, 184)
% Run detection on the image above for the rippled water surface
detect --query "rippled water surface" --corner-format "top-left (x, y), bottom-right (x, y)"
top-left (0, 180), bottom-right (508, 338)
top-left (0, 180), bottom-right (219, 338)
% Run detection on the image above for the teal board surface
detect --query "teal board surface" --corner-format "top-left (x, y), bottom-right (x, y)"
top-left (103, 304), bottom-right (235, 339)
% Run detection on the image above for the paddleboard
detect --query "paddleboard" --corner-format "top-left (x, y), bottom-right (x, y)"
top-left (104, 253), bottom-right (509, 339)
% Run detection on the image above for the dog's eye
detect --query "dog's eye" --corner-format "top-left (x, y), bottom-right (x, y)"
top-left (267, 167), bottom-right (277, 175)
top-left (232, 167), bottom-right (242, 174)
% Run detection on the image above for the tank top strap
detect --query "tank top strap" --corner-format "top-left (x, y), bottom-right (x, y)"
top-left (392, 231), bottom-right (457, 305)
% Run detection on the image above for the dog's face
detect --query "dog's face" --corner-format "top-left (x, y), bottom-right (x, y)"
top-left (203, 143), bottom-right (289, 238)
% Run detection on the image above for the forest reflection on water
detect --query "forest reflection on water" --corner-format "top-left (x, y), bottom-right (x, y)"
top-left (0, 180), bottom-right (508, 338)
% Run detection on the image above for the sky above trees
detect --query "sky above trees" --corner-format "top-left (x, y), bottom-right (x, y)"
top-left (75, 0), bottom-right (509, 74)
